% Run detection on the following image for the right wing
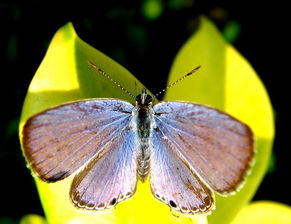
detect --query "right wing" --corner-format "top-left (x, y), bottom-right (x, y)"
top-left (153, 101), bottom-right (254, 195)
top-left (150, 127), bottom-right (215, 214)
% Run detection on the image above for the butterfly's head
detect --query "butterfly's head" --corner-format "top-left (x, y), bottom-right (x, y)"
top-left (136, 89), bottom-right (153, 107)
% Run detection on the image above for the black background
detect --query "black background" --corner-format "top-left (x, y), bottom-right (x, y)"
top-left (0, 1), bottom-right (290, 222)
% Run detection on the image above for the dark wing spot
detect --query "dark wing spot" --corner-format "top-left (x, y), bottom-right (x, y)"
top-left (97, 203), bottom-right (105, 209)
top-left (154, 127), bottom-right (160, 132)
top-left (45, 171), bottom-right (68, 182)
top-left (181, 206), bottom-right (188, 211)
top-left (110, 198), bottom-right (117, 206)
top-left (169, 200), bottom-right (177, 208)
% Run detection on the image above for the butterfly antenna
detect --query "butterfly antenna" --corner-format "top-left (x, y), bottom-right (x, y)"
top-left (155, 65), bottom-right (201, 99)
top-left (88, 61), bottom-right (135, 99)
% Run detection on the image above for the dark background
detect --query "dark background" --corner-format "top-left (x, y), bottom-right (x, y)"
top-left (0, 1), bottom-right (289, 223)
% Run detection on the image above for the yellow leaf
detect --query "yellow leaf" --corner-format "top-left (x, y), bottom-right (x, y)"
top-left (19, 22), bottom-right (204, 223)
top-left (231, 201), bottom-right (291, 224)
top-left (165, 17), bottom-right (274, 224)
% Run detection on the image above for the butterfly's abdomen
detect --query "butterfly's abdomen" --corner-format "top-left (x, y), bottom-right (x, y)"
top-left (133, 106), bottom-right (154, 181)
top-left (137, 143), bottom-right (150, 181)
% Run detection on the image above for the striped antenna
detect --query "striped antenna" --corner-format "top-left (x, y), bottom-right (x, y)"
top-left (88, 61), bottom-right (135, 99)
top-left (155, 65), bottom-right (201, 99)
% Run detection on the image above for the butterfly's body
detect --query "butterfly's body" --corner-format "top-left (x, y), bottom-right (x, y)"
top-left (132, 91), bottom-right (155, 181)
top-left (22, 63), bottom-right (254, 215)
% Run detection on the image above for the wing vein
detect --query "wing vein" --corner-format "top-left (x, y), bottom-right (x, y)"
top-left (155, 116), bottom-right (232, 186)
top-left (44, 116), bottom-right (130, 176)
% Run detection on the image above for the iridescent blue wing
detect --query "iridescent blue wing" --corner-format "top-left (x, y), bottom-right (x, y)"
top-left (152, 101), bottom-right (254, 195)
top-left (150, 129), bottom-right (215, 214)
top-left (70, 125), bottom-right (138, 209)
top-left (22, 99), bottom-right (134, 182)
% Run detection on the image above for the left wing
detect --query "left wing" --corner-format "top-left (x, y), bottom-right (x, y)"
top-left (70, 126), bottom-right (138, 210)
top-left (22, 99), bottom-right (134, 182)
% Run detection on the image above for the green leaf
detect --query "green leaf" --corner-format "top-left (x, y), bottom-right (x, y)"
top-left (20, 214), bottom-right (47, 224)
top-left (141, 0), bottom-right (164, 21)
top-left (222, 21), bottom-right (241, 43)
top-left (165, 16), bottom-right (274, 224)
top-left (0, 217), bottom-right (17, 224)
top-left (19, 22), bottom-right (204, 224)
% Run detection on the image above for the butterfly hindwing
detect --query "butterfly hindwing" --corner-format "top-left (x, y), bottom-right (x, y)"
top-left (70, 126), bottom-right (138, 210)
top-left (153, 101), bottom-right (254, 194)
top-left (22, 99), bottom-right (134, 182)
top-left (150, 127), bottom-right (215, 214)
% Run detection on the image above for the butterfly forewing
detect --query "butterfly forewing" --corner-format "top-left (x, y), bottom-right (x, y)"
top-left (150, 127), bottom-right (214, 214)
top-left (22, 99), bottom-right (133, 182)
top-left (70, 126), bottom-right (138, 210)
top-left (153, 101), bottom-right (254, 194)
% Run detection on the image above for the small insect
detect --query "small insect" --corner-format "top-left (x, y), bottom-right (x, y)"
top-left (21, 61), bottom-right (254, 214)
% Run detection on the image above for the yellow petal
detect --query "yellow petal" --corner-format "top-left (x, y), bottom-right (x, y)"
top-left (231, 201), bottom-right (291, 224)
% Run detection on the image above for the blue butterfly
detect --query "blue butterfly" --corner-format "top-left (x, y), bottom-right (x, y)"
top-left (22, 61), bottom-right (254, 214)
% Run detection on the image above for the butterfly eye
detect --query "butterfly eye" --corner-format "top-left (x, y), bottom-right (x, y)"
top-left (135, 94), bottom-right (141, 102)
top-left (135, 94), bottom-right (153, 106)
top-left (145, 95), bottom-right (152, 104)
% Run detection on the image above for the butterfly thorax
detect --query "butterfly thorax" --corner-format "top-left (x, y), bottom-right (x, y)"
top-left (133, 89), bottom-right (155, 181)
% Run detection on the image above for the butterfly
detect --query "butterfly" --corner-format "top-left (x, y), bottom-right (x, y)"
top-left (21, 61), bottom-right (254, 215)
